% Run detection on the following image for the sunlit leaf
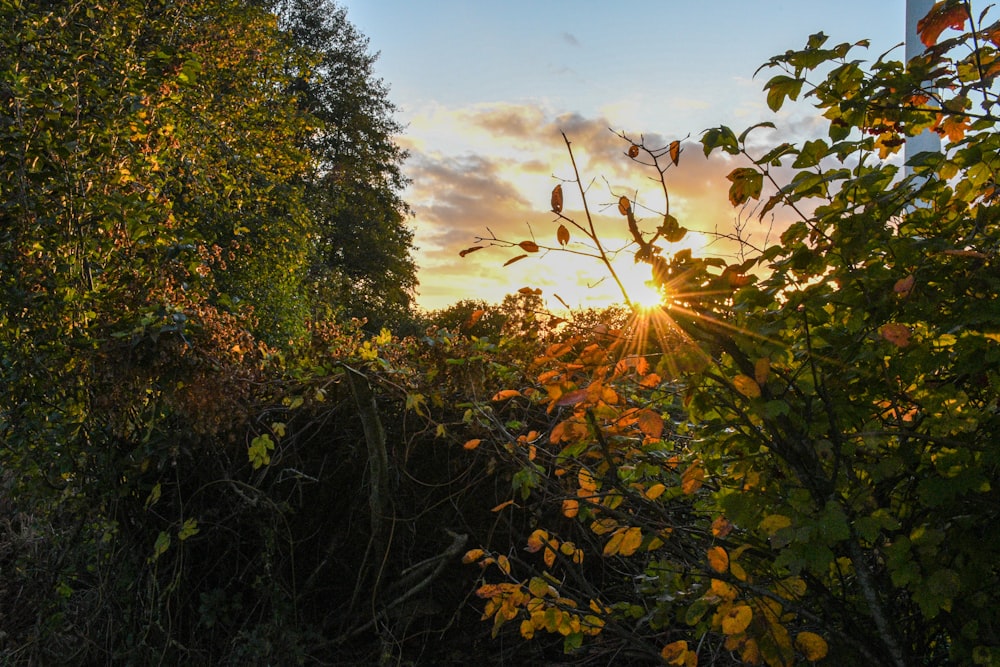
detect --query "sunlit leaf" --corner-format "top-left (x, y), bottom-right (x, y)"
top-left (463, 438), bottom-right (482, 450)
top-left (681, 462), bottom-right (705, 494)
top-left (618, 195), bottom-right (631, 216)
top-left (557, 224), bottom-right (570, 246)
top-left (551, 184), bottom-right (563, 213)
top-left (492, 389), bottom-right (522, 401)
top-left (721, 604), bottom-right (753, 635)
top-left (462, 548), bottom-right (485, 564)
top-left (669, 140), bottom-right (681, 165)
top-left (727, 167), bottom-right (764, 206)
top-left (504, 254), bottom-right (528, 266)
top-left (733, 374), bottom-right (762, 398)
top-left (917, 2), bottom-right (969, 47)
top-left (795, 631), bottom-right (829, 660)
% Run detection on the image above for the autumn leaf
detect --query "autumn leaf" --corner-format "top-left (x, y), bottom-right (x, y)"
top-left (491, 499), bottom-right (515, 512)
top-left (639, 372), bottom-right (662, 388)
top-left (462, 548), bottom-right (485, 564)
top-left (526, 529), bottom-right (548, 553)
top-left (519, 240), bottom-right (540, 253)
top-left (880, 323), bottom-right (912, 348)
top-left (459, 246), bottom-right (484, 257)
top-left (504, 254), bottom-right (528, 267)
top-left (551, 184), bottom-right (563, 213)
top-left (708, 545), bottom-right (730, 573)
top-left (795, 631), bottom-right (829, 660)
top-left (721, 604), bottom-right (753, 635)
top-left (661, 640), bottom-right (691, 665)
top-left (917, 2), bottom-right (969, 47)
top-left (492, 389), bottom-right (521, 401)
top-left (727, 167), bottom-right (763, 206)
top-left (463, 438), bottom-right (482, 450)
top-left (636, 409), bottom-right (664, 439)
top-left (645, 483), bottom-right (666, 500)
top-left (669, 139), bottom-right (681, 165)
top-left (733, 374), bottom-right (762, 398)
top-left (518, 286), bottom-right (542, 295)
top-left (754, 358), bottom-right (770, 385)
top-left (681, 462), bottom-right (705, 494)
top-left (628, 144), bottom-right (640, 158)
top-left (466, 309), bottom-right (486, 328)
top-left (618, 195), bottom-right (631, 216)
top-left (894, 274), bottom-right (914, 297)
top-left (617, 526), bottom-right (643, 556)
top-left (712, 516), bottom-right (734, 538)
top-left (562, 498), bottom-right (579, 518)
top-left (557, 224), bottom-right (570, 246)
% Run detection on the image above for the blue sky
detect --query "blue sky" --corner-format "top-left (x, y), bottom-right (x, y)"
top-left (337, 1), bottom-right (909, 310)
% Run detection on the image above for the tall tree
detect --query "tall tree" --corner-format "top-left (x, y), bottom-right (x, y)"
top-left (277, 0), bottom-right (417, 330)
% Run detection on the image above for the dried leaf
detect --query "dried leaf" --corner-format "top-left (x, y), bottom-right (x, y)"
top-left (555, 387), bottom-right (588, 406)
top-left (519, 240), bottom-right (540, 253)
top-left (557, 224), bottom-right (570, 246)
top-left (669, 140), bottom-right (681, 165)
top-left (636, 409), bottom-right (664, 439)
top-left (618, 195), bottom-right (631, 216)
top-left (459, 246), bottom-right (484, 257)
top-left (491, 499), bottom-right (515, 512)
top-left (551, 184), bottom-right (563, 213)
top-left (628, 144), bottom-right (640, 158)
top-left (504, 254), bottom-right (528, 267)
top-left (518, 286), bottom-right (542, 295)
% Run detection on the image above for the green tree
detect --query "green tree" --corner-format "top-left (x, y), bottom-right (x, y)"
top-left (278, 0), bottom-right (417, 330)
top-left (465, 2), bottom-right (1000, 665)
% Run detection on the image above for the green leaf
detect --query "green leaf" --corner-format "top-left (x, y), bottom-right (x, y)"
top-left (701, 126), bottom-right (740, 156)
top-left (726, 167), bottom-right (763, 206)
top-left (764, 75), bottom-right (804, 112)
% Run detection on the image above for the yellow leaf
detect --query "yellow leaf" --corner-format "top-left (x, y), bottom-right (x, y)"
top-left (602, 530), bottom-right (625, 557)
top-left (721, 604), bottom-right (753, 635)
top-left (707, 546), bottom-right (729, 573)
top-left (497, 554), bottom-right (511, 575)
top-left (711, 578), bottom-right (738, 601)
top-left (462, 548), bottom-right (485, 564)
top-left (754, 358), bottom-right (770, 385)
top-left (618, 526), bottom-right (643, 556)
top-left (463, 438), bottom-right (482, 450)
top-left (759, 514), bottom-right (792, 535)
top-left (543, 541), bottom-right (557, 567)
top-left (520, 618), bottom-right (535, 639)
top-left (661, 639), bottom-right (689, 664)
top-left (645, 483), bottom-right (666, 500)
top-left (795, 631), bottom-right (829, 661)
top-left (578, 468), bottom-right (598, 493)
top-left (730, 561), bottom-right (748, 582)
top-left (733, 374), bottom-right (762, 398)
top-left (591, 518), bottom-right (618, 535)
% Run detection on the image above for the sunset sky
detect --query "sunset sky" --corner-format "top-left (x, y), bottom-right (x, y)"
top-left (338, 1), bottom-right (908, 312)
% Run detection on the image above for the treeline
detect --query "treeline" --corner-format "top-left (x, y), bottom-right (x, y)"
top-left (3, 0), bottom-right (1000, 666)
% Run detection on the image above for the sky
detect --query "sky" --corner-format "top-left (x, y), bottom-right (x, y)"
top-left (337, 1), bottom-right (909, 312)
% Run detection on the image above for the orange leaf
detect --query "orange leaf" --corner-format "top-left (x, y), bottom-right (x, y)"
top-left (669, 139), bottom-right (681, 166)
top-left (551, 184), bottom-right (563, 213)
top-left (795, 631), bottom-right (829, 661)
top-left (519, 240), bottom-right (540, 253)
top-left (917, 2), bottom-right (969, 47)
top-left (492, 389), bottom-right (522, 401)
top-left (708, 546), bottom-right (729, 573)
top-left (636, 409), bottom-right (664, 439)
top-left (661, 640), bottom-right (690, 664)
top-left (518, 286), bottom-right (542, 295)
top-left (463, 438), bottom-right (482, 450)
top-left (893, 274), bottom-right (915, 296)
top-left (526, 529), bottom-right (548, 553)
top-left (578, 468), bottom-right (598, 493)
top-left (618, 195), bottom-right (631, 216)
top-left (459, 246), bottom-right (484, 257)
top-left (644, 483), bottom-right (666, 500)
top-left (466, 309), bottom-right (486, 328)
top-left (504, 254), bottom-right (528, 267)
top-left (491, 499), bottom-right (515, 512)
top-left (880, 323), bottom-right (912, 348)
top-left (462, 548), bottom-right (485, 564)
top-left (562, 498), bottom-right (579, 518)
top-left (639, 372), bottom-right (662, 388)
top-left (733, 374), bottom-right (762, 398)
top-left (712, 516), bottom-right (734, 538)
top-left (543, 541), bottom-right (557, 567)
top-left (681, 462), bottom-right (704, 494)
top-left (557, 224), bottom-right (570, 246)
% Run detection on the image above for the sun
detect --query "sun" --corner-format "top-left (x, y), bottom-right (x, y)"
top-left (613, 258), bottom-right (665, 310)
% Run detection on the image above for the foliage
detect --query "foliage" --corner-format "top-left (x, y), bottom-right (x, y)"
top-left (464, 3), bottom-right (1000, 665)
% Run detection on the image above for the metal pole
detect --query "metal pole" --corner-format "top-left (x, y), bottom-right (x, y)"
top-left (905, 0), bottom-right (941, 177)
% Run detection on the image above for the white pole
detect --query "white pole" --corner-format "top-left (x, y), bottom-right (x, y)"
top-left (905, 0), bottom-right (941, 178)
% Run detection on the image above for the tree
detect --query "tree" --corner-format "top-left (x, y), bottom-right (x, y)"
top-left (465, 2), bottom-right (1000, 664)
top-left (277, 0), bottom-right (417, 330)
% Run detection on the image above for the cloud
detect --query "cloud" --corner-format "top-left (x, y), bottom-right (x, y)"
top-left (400, 101), bottom-right (775, 310)
top-left (561, 32), bottom-right (580, 47)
